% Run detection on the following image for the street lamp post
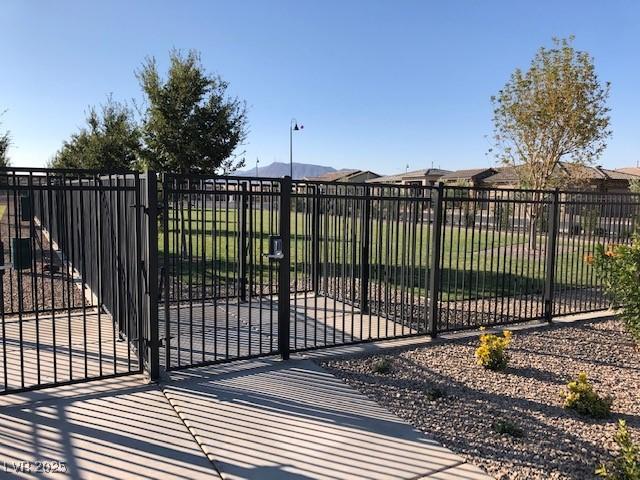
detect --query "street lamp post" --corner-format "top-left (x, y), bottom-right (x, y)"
top-left (289, 119), bottom-right (303, 178)
top-left (255, 157), bottom-right (260, 177)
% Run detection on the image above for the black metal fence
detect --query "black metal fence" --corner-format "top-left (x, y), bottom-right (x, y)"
top-left (159, 175), bottom-right (640, 371)
top-left (0, 168), bottom-right (157, 394)
top-left (2, 167), bottom-right (638, 390)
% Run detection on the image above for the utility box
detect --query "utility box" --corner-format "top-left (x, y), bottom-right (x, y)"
top-left (20, 193), bottom-right (32, 221)
top-left (11, 238), bottom-right (32, 270)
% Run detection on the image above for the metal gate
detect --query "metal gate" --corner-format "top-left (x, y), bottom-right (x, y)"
top-left (0, 168), bottom-right (156, 394)
top-left (159, 175), bottom-right (286, 369)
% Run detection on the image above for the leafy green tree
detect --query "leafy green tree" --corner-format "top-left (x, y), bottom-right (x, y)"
top-left (491, 36), bottom-right (611, 190)
top-left (491, 37), bottom-right (611, 248)
top-left (0, 114), bottom-right (11, 167)
top-left (51, 97), bottom-right (141, 170)
top-left (137, 49), bottom-right (248, 174)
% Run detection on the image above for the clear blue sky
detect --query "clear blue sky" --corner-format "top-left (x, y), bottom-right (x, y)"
top-left (1, 1), bottom-right (638, 174)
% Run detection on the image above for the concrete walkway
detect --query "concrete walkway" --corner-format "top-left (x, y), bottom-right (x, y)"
top-left (0, 375), bottom-right (220, 479)
top-left (0, 358), bottom-right (492, 479)
top-left (163, 358), bottom-right (491, 480)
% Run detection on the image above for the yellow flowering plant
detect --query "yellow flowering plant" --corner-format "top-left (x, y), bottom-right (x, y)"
top-left (560, 372), bottom-right (612, 419)
top-left (475, 328), bottom-right (513, 371)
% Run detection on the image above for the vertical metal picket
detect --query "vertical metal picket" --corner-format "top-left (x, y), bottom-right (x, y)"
top-left (238, 182), bottom-right (248, 302)
top-left (360, 186), bottom-right (371, 313)
top-left (144, 171), bottom-right (160, 380)
top-left (544, 188), bottom-right (560, 323)
top-left (428, 183), bottom-right (444, 337)
top-left (311, 184), bottom-right (321, 295)
top-left (278, 176), bottom-right (292, 360)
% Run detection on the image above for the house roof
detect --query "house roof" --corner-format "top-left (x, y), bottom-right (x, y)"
top-left (367, 168), bottom-right (451, 183)
top-left (481, 167), bottom-right (519, 185)
top-left (479, 163), bottom-right (640, 186)
top-left (304, 169), bottom-right (360, 182)
top-left (615, 167), bottom-right (640, 177)
top-left (559, 164), bottom-right (639, 181)
top-left (341, 170), bottom-right (380, 181)
top-left (597, 167), bottom-right (639, 180)
top-left (304, 169), bottom-right (380, 182)
top-left (439, 168), bottom-right (497, 181)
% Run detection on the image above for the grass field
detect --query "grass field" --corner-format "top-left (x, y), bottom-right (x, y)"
top-left (159, 207), bottom-right (602, 302)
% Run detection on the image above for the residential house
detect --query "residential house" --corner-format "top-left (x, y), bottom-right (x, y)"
top-left (366, 168), bottom-right (451, 186)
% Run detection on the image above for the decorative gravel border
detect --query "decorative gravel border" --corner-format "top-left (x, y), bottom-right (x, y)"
top-left (320, 317), bottom-right (639, 479)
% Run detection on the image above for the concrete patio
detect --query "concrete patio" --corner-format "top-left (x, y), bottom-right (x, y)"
top-left (0, 355), bottom-right (491, 479)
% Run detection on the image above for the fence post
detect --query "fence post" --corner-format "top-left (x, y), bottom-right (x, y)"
top-left (144, 170), bottom-right (160, 380)
top-left (238, 182), bottom-right (248, 302)
top-left (278, 176), bottom-right (292, 360)
top-left (428, 182), bottom-right (444, 337)
top-left (311, 185), bottom-right (320, 294)
top-left (360, 186), bottom-right (371, 313)
top-left (544, 188), bottom-right (560, 323)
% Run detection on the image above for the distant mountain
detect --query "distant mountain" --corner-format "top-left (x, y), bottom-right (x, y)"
top-left (236, 161), bottom-right (336, 180)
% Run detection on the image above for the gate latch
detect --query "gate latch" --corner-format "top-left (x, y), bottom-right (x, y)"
top-left (263, 235), bottom-right (284, 260)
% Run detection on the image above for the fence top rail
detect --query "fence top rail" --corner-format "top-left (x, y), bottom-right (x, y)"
top-left (2, 167), bottom-right (639, 201)
top-left (0, 183), bottom-right (138, 192)
top-left (0, 166), bottom-right (140, 176)
top-left (163, 172), bottom-right (285, 183)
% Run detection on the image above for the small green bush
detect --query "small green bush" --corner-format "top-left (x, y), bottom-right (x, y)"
top-left (591, 236), bottom-right (640, 343)
top-left (493, 419), bottom-right (524, 438)
top-left (371, 357), bottom-right (392, 374)
top-left (561, 372), bottom-right (612, 419)
top-left (596, 420), bottom-right (640, 479)
top-left (475, 329), bottom-right (512, 371)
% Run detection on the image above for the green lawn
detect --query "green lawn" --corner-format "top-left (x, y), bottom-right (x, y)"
top-left (159, 207), bottom-right (601, 301)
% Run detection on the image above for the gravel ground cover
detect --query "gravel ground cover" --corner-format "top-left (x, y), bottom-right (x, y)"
top-left (321, 317), bottom-right (640, 479)
top-left (1, 201), bottom-right (85, 315)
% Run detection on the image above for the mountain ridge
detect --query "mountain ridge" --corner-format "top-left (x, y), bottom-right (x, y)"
top-left (235, 161), bottom-right (336, 179)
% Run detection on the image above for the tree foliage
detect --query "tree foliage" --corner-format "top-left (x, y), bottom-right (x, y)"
top-left (0, 114), bottom-right (11, 167)
top-left (137, 49), bottom-right (248, 174)
top-left (50, 97), bottom-right (141, 170)
top-left (491, 37), bottom-right (611, 190)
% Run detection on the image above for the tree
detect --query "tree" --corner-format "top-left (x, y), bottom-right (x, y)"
top-left (491, 37), bottom-right (611, 190)
top-left (137, 49), bottom-right (248, 174)
top-left (51, 97), bottom-right (141, 170)
top-left (0, 114), bottom-right (11, 167)
top-left (491, 37), bottom-right (611, 248)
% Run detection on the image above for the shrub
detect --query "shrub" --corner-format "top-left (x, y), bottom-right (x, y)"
top-left (590, 236), bottom-right (640, 343)
top-left (371, 357), bottom-right (392, 374)
top-left (493, 418), bottom-right (524, 438)
top-left (596, 419), bottom-right (640, 479)
top-left (475, 329), bottom-right (512, 371)
top-left (561, 372), bottom-right (612, 419)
